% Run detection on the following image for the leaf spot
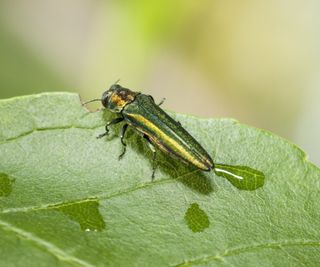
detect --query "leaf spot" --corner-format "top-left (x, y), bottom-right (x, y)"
top-left (184, 203), bottom-right (210, 233)
top-left (0, 173), bottom-right (15, 197)
top-left (54, 199), bottom-right (106, 232)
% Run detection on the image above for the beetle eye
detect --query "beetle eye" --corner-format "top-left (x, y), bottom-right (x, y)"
top-left (101, 91), bottom-right (110, 107)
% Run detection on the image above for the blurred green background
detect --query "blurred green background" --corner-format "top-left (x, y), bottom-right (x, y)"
top-left (0, 0), bottom-right (319, 165)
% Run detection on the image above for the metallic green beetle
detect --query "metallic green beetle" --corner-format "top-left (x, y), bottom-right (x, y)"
top-left (88, 83), bottom-right (214, 178)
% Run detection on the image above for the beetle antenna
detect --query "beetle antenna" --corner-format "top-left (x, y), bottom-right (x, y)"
top-left (114, 78), bottom-right (121, 84)
top-left (82, 99), bottom-right (101, 105)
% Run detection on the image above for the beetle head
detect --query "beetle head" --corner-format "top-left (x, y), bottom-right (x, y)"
top-left (101, 84), bottom-right (138, 113)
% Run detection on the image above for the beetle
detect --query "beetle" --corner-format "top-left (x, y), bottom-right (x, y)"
top-left (84, 83), bottom-right (214, 179)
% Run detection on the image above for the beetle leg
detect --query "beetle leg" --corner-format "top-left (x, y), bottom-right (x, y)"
top-left (143, 135), bottom-right (157, 180)
top-left (118, 124), bottom-right (129, 160)
top-left (97, 117), bottom-right (124, 139)
top-left (158, 98), bottom-right (166, 106)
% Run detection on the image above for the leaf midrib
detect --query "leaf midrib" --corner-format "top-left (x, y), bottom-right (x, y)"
top-left (1, 216), bottom-right (319, 267)
top-left (0, 169), bottom-right (200, 215)
top-left (173, 239), bottom-right (320, 267)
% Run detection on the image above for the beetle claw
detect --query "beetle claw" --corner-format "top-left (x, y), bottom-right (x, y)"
top-left (96, 132), bottom-right (109, 139)
top-left (118, 147), bottom-right (126, 160)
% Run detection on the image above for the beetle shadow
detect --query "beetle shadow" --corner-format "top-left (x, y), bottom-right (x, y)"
top-left (123, 127), bottom-right (216, 196)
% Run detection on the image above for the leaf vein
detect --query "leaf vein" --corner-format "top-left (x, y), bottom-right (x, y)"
top-left (0, 219), bottom-right (95, 267)
top-left (0, 170), bottom-right (200, 214)
top-left (173, 240), bottom-right (320, 267)
top-left (0, 124), bottom-right (103, 144)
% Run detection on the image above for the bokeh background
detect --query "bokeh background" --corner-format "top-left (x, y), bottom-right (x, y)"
top-left (0, 0), bottom-right (319, 165)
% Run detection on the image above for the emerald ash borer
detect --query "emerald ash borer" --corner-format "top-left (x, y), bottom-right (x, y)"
top-left (84, 83), bottom-right (265, 189)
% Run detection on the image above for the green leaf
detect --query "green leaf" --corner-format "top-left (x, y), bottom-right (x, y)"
top-left (0, 92), bottom-right (319, 267)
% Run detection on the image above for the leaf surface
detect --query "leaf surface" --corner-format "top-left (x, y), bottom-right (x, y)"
top-left (0, 93), bottom-right (319, 267)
